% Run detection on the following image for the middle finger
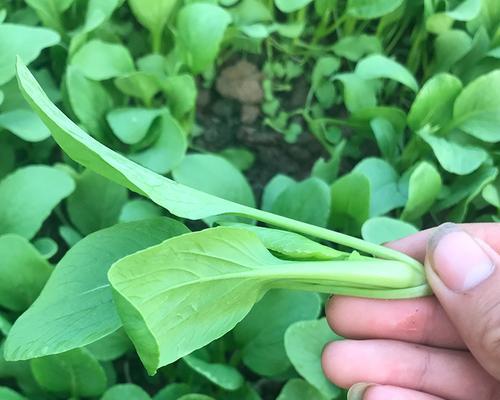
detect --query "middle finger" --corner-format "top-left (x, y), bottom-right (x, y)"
top-left (326, 296), bottom-right (464, 349)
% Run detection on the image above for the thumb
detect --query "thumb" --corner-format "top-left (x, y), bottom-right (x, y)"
top-left (426, 223), bottom-right (500, 379)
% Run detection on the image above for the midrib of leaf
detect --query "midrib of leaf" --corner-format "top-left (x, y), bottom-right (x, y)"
top-left (113, 259), bottom-right (426, 301)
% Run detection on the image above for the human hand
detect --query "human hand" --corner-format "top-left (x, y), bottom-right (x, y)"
top-left (322, 223), bottom-right (500, 400)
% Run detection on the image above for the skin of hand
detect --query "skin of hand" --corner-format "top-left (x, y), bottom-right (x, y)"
top-left (321, 222), bottom-right (500, 400)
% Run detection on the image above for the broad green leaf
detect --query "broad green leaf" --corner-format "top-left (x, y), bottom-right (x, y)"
top-left (275, 0), bottom-right (313, 13)
top-left (172, 153), bottom-right (256, 220)
top-left (130, 112), bottom-right (187, 174)
top-left (447, 164), bottom-right (498, 221)
top-left (102, 384), bottom-right (151, 400)
top-left (219, 148), bottom-right (255, 171)
top-left (0, 387), bottom-right (26, 400)
top-left (162, 74), bottom-right (197, 119)
top-left (354, 158), bottom-right (407, 216)
top-left (154, 384), bottom-right (191, 400)
top-left (370, 117), bottom-right (398, 161)
top-left (0, 166), bottom-right (74, 239)
top-left (334, 73), bottom-right (377, 112)
top-left (82, 0), bottom-right (121, 33)
top-left (446, 0), bottom-right (481, 21)
top-left (355, 54), bottom-right (418, 92)
top-left (109, 227), bottom-right (425, 373)
top-left (482, 182), bottom-right (500, 208)
top-left (71, 40), bottom-right (134, 80)
top-left (4, 218), bottom-right (188, 361)
top-left (262, 174), bottom-right (295, 211)
top-left (183, 355), bottom-right (244, 391)
top-left (67, 169), bottom-right (128, 235)
top-left (330, 172), bottom-right (370, 235)
top-left (401, 162), bottom-right (442, 221)
top-left (419, 129), bottom-right (488, 175)
top-left (0, 314), bottom-right (12, 336)
top-left (234, 290), bottom-right (321, 376)
top-left (177, 3), bottom-right (231, 73)
top-left (332, 35), bottom-right (381, 61)
top-left (0, 109), bottom-right (50, 142)
top-left (0, 235), bottom-right (52, 311)
top-left (362, 217), bottom-right (418, 245)
top-left (25, 0), bottom-right (73, 31)
top-left (128, 0), bottom-right (178, 52)
top-left (231, 225), bottom-right (346, 260)
top-left (284, 318), bottom-right (341, 398)
top-left (66, 66), bottom-right (113, 139)
top-left (119, 199), bottom-right (163, 222)
top-left (86, 329), bottom-right (131, 361)
top-left (271, 178), bottom-right (331, 227)
top-left (30, 348), bottom-right (107, 397)
top-left (114, 72), bottom-right (161, 106)
top-left (277, 379), bottom-right (327, 400)
top-left (178, 395), bottom-right (215, 400)
top-left (347, 0), bottom-right (403, 19)
top-left (435, 163), bottom-right (498, 211)
top-left (0, 24), bottom-right (59, 85)
top-left (408, 73), bottom-right (463, 131)
top-left (106, 107), bottom-right (162, 145)
top-left (434, 30), bottom-right (472, 72)
top-left (452, 70), bottom-right (500, 142)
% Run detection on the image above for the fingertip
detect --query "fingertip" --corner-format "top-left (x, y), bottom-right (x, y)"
top-left (321, 340), bottom-right (355, 388)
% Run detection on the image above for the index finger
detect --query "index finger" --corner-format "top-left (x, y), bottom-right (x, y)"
top-left (385, 222), bottom-right (500, 262)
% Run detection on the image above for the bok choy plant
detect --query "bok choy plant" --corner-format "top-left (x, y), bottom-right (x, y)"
top-left (5, 59), bottom-right (431, 375)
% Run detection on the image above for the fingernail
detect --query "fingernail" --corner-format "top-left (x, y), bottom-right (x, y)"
top-left (427, 223), bottom-right (494, 292)
top-left (347, 382), bottom-right (375, 400)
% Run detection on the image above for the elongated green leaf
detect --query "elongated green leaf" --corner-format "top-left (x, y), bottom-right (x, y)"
top-left (0, 24), bottom-right (59, 85)
top-left (183, 355), bottom-right (244, 391)
top-left (355, 54), bottom-right (418, 92)
top-left (234, 290), bottom-right (321, 376)
top-left (86, 329), bottom-right (131, 361)
top-left (230, 225), bottom-right (346, 260)
top-left (401, 162), bottom-right (442, 221)
top-left (408, 73), bottom-right (463, 131)
top-left (15, 59), bottom-right (424, 265)
top-left (109, 227), bottom-right (426, 374)
top-left (262, 174), bottom-right (296, 211)
top-left (102, 384), bottom-right (151, 400)
top-left (271, 178), bottom-right (330, 227)
top-left (347, 0), bottom-right (403, 19)
top-left (177, 3), bottom-right (231, 73)
top-left (354, 158), bottom-right (407, 216)
top-left (0, 387), bottom-right (27, 400)
top-left (0, 166), bottom-right (74, 239)
top-left (362, 217), bottom-right (418, 245)
top-left (128, 0), bottom-right (177, 51)
top-left (71, 40), bottom-right (134, 80)
top-left (0, 109), bottom-right (50, 142)
top-left (330, 172), bottom-right (370, 236)
top-left (67, 169), bottom-right (128, 235)
top-left (419, 129), bottom-right (488, 175)
top-left (4, 218), bottom-right (188, 361)
top-left (106, 107), bottom-right (162, 145)
top-left (275, 0), bottom-right (313, 13)
top-left (30, 348), bottom-right (107, 397)
top-left (284, 318), bottom-right (341, 398)
top-left (16, 60), bottom-right (249, 220)
top-left (277, 379), bottom-right (327, 400)
top-left (25, 0), bottom-right (73, 31)
top-left (130, 112), bottom-right (187, 175)
top-left (172, 153), bottom-right (256, 221)
top-left (0, 235), bottom-right (52, 311)
top-left (452, 70), bottom-right (500, 142)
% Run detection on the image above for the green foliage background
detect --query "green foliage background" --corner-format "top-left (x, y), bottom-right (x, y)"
top-left (0, 0), bottom-right (499, 399)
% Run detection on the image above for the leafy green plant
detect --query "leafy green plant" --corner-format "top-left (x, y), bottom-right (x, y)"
top-left (0, 0), bottom-right (499, 398)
